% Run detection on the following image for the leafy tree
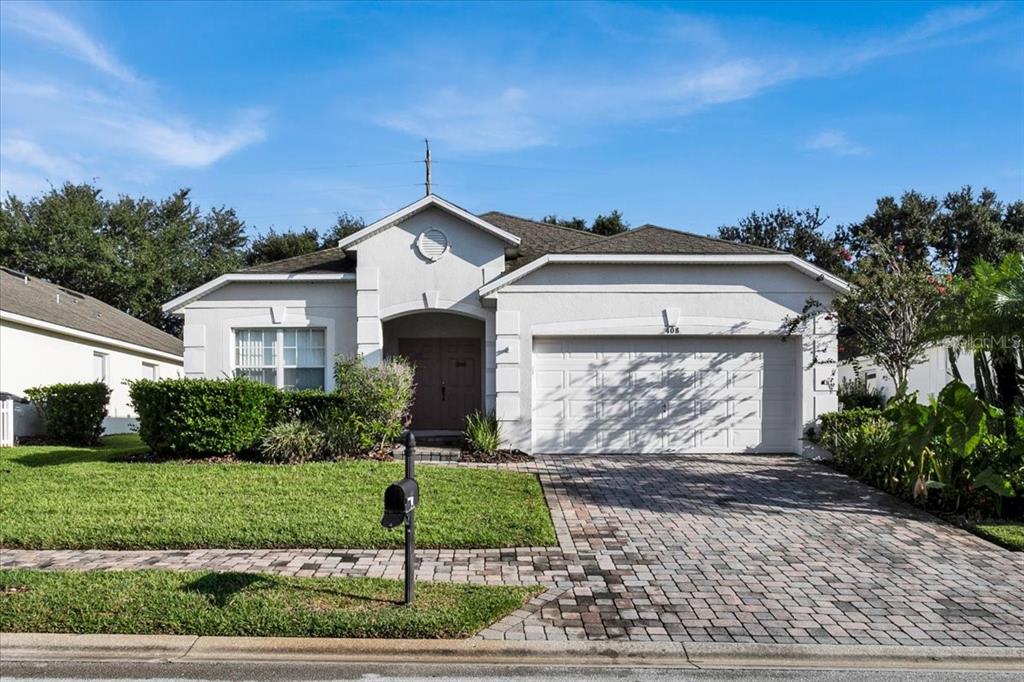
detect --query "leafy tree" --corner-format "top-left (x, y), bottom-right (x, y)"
top-left (934, 187), bottom-right (1024, 276)
top-left (542, 211), bottom-right (629, 235)
top-left (839, 191), bottom-right (940, 267)
top-left (0, 183), bottom-right (246, 336)
top-left (321, 212), bottom-right (366, 247)
top-left (245, 213), bottom-right (367, 266)
top-left (717, 207), bottom-right (850, 276)
top-left (590, 210), bottom-right (630, 236)
top-left (787, 242), bottom-right (947, 395)
top-left (246, 228), bottom-right (321, 266)
top-left (943, 254), bottom-right (1024, 415)
top-left (542, 214), bottom-right (587, 231)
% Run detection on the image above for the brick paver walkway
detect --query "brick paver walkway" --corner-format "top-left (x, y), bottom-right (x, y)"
top-left (3, 454), bottom-right (1022, 647)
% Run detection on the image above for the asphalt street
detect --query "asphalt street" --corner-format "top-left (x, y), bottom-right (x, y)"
top-left (1, 661), bottom-right (1020, 682)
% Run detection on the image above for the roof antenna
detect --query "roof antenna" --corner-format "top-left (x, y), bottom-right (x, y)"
top-left (424, 139), bottom-right (432, 196)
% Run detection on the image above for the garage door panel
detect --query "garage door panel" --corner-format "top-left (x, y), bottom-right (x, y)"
top-left (700, 429), bottom-right (730, 449)
top-left (732, 429), bottom-right (762, 449)
top-left (633, 431), bottom-right (664, 452)
top-left (533, 336), bottom-right (797, 454)
top-left (601, 400), bottom-right (631, 418)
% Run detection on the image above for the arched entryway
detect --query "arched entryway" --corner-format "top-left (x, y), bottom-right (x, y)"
top-left (383, 311), bottom-right (485, 432)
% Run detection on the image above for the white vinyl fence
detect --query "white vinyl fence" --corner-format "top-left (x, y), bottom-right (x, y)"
top-left (0, 398), bottom-right (14, 447)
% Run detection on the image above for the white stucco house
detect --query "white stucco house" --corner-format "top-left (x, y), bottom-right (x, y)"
top-left (164, 194), bottom-right (847, 455)
top-left (0, 267), bottom-right (183, 441)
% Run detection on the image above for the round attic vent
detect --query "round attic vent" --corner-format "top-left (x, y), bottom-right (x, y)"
top-left (416, 228), bottom-right (449, 261)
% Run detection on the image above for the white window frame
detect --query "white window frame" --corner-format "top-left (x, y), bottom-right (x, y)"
top-left (233, 327), bottom-right (327, 390)
top-left (93, 351), bottom-right (109, 383)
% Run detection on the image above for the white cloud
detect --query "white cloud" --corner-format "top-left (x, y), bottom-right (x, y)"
top-left (374, 3), bottom-right (1005, 153)
top-left (380, 87), bottom-right (547, 153)
top-left (96, 109), bottom-right (268, 167)
top-left (4, 2), bottom-right (138, 84)
top-left (1, 137), bottom-right (81, 177)
top-left (804, 130), bottom-right (867, 156)
top-left (0, 5), bottom-right (267, 196)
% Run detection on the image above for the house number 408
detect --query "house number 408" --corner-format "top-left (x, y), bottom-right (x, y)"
top-left (664, 325), bottom-right (680, 334)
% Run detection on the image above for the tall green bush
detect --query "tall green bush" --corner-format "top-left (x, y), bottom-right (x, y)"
top-left (333, 356), bottom-right (415, 454)
top-left (128, 378), bottom-right (279, 457)
top-left (24, 382), bottom-right (111, 445)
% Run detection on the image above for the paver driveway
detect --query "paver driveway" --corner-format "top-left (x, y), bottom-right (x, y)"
top-left (3, 454), bottom-right (1023, 647)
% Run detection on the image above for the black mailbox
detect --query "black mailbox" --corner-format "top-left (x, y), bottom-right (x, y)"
top-left (381, 478), bottom-right (418, 528)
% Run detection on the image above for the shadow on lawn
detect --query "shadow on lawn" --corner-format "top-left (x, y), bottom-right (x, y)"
top-left (10, 448), bottom-right (140, 467)
top-left (181, 572), bottom-right (403, 608)
top-left (182, 573), bottom-right (270, 607)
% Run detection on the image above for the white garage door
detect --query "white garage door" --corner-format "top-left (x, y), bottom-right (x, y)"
top-left (532, 336), bottom-right (799, 454)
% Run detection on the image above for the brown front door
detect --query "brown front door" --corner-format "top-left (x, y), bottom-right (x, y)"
top-left (398, 337), bottom-right (482, 430)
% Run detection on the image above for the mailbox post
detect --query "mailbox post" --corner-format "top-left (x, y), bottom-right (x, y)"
top-left (403, 431), bottom-right (415, 605)
top-left (381, 431), bottom-right (417, 605)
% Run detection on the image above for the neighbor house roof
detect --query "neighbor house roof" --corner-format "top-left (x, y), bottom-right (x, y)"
top-left (565, 224), bottom-right (786, 256)
top-left (0, 267), bottom-right (184, 358)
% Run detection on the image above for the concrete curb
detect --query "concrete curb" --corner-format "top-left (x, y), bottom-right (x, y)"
top-left (2, 633), bottom-right (1022, 671)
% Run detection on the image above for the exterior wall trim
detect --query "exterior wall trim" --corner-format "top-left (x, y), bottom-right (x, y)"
top-left (480, 254), bottom-right (850, 297)
top-left (163, 274), bottom-right (355, 314)
top-left (0, 311), bottom-right (183, 364)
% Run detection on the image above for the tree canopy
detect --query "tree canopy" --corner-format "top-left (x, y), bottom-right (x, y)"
top-left (717, 207), bottom-right (850, 276)
top-left (542, 210), bottom-right (630, 235)
top-left (1, 184), bottom-right (247, 336)
top-left (0, 184), bottom-right (369, 335)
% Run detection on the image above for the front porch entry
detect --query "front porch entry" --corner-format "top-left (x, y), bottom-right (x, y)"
top-left (398, 338), bottom-right (481, 429)
top-left (383, 312), bottom-right (485, 431)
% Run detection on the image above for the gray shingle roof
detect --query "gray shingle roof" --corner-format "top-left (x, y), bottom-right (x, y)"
top-left (566, 224), bottom-right (786, 256)
top-left (241, 248), bottom-right (355, 274)
top-left (234, 214), bottom-right (781, 275)
top-left (477, 212), bottom-right (605, 270)
top-left (0, 267), bottom-right (183, 357)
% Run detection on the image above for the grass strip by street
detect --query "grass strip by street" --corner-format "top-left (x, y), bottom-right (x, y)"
top-left (0, 436), bottom-right (557, 550)
top-left (971, 523), bottom-right (1024, 551)
top-left (0, 569), bottom-right (542, 639)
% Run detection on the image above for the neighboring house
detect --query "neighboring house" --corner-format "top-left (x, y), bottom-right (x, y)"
top-left (164, 194), bottom-right (847, 455)
top-left (0, 267), bottom-right (183, 439)
top-left (838, 344), bottom-right (976, 404)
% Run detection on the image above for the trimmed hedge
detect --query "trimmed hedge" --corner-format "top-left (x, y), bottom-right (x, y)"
top-left (24, 382), bottom-right (111, 445)
top-left (277, 389), bottom-right (348, 424)
top-left (128, 378), bottom-right (279, 457)
top-left (815, 407), bottom-right (886, 448)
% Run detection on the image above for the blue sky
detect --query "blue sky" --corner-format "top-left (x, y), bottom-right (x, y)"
top-left (1, 1), bottom-right (1021, 239)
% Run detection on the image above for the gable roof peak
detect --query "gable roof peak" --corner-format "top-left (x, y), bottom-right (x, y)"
top-left (336, 194), bottom-right (520, 250)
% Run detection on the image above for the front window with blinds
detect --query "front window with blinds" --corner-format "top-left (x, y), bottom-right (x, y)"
top-left (234, 328), bottom-right (325, 390)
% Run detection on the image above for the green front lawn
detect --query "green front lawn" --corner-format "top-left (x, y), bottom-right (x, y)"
top-left (0, 436), bottom-right (556, 549)
top-left (0, 569), bottom-right (540, 638)
top-left (972, 523), bottom-right (1024, 551)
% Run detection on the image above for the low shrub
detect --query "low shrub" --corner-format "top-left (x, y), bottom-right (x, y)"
top-left (128, 378), bottom-right (279, 457)
top-left (276, 389), bottom-right (349, 424)
top-left (463, 410), bottom-right (501, 454)
top-left (837, 377), bottom-right (887, 410)
top-left (815, 407), bottom-right (886, 451)
top-left (828, 415), bottom-right (903, 493)
top-left (24, 382), bottom-right (111, 445)
top-left (333, 356), bottom-right (415, 454)
top-left (258, 420), bottom-right (325, 463)
top-left (817, 382), bottom-right (1023, 520)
